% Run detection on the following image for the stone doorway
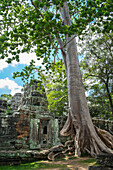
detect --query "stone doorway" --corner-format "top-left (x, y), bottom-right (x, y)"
top-left (39, 120), bottom-right (50, 146)
top-left (30, 118), bottom-right (52, 149)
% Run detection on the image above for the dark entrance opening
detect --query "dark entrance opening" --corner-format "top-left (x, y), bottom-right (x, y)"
top-left (43, 126), bottom-right (47, 134)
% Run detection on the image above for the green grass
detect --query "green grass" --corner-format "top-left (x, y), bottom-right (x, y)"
top-left (79, 158), bottom-right (96, 164)
top-left (0, 157), bottom-right (97, 170)
top-left (0, 162), bottom-right (67, 170)
top-left (79, 158), bottom-right (97, 167)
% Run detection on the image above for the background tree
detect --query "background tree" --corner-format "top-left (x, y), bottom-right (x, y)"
top-left (0, 0), bottom-right (113, 157)
top-left (0, 94), bottom-right (12, 100)
top-left (44, 61), bottom-right (68, 116)
top-left (79, 31), bottom-right (113, 118)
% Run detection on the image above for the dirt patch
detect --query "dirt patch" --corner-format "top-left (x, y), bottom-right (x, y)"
top-left (38, 157), bottom-right (96, 170)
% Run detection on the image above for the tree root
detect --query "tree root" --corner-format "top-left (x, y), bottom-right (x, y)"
top-left (95, 126), bottom-right (113, 149)
top-left (48, 126), bottom-right (113, 160)
top-left (47, 140), bottom-right (75, 160)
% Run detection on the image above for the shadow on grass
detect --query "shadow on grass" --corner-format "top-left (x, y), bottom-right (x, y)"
top-left (0, 161), bottom-right (67, 170)
top-left (0, 157), bottom-right (97, 170)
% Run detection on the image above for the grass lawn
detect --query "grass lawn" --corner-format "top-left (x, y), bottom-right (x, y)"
top-left (0, 162), bottom-right (67, 170)
top-left (0, 157), bottom-right (96, 170)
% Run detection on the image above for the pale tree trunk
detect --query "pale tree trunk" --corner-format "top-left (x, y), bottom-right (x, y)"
top-left (60, 1), bottom-right (113, 157)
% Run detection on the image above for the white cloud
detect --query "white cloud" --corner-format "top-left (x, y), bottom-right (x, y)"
top-left (0, 60), bottom-right (9, 71)
top-left (11, 52), bottom-right (43, 67)
top-left (0, 52), bottom-right (43, 71)
top-left (0, 78), bottom-right (23, 96)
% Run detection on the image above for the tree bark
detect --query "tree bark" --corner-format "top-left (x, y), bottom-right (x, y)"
top-left (60, 1), bottom-right (113, 157)
top-left (105, 82), bottom-right (113, 116)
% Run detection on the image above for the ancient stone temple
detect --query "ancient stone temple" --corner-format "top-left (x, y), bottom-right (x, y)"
top-left (0, 81), bottom-right (60, 151)
top-left (9, 93), bottom-right (23, 111)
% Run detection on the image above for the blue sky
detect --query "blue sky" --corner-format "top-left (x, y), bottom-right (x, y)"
top-left (0, 53), bottom-right (43, 96)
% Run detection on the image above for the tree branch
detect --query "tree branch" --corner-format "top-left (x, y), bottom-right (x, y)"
top-left (30, 0), bottom-right (44, 18)
top-left (83, 74), bottom-right (106, 83)
top-left (56, 34), bottom-right (67, 74)
top-left (61, 35), bottom-right (76, 49)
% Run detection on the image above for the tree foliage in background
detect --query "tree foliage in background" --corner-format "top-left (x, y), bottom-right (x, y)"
top-left (0, 0), bottom-right (113, 157)
top-left (79, 31), bottom-right (113, 118)
top-left (0, 94), bottom-right (12, 100)
top-left (44, 60), bottom-right (68, 116)
top-left (87, 86), bottom-right (113, 119)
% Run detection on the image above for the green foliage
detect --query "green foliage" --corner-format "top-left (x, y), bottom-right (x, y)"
top-left (0, 161), bottom-right (67, 170)
top-left (0, 0), bottom-right (112, 63)
top-left (79, 31), bottom-right (113, 119)
top-left (0, 94), bottom-right (12, 100)
top-left (13, 60), bottom-right (38, 83)
top-left (6, 106), bottom-right (9, 115)
top-left (87, 84), bottom-right (113, 119)
top-left (40, 60), bottom-right (68, 116)
top-left (47, 81), bottom-right (68, 116)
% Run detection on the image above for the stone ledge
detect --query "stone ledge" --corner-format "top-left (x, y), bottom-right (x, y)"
top-left (88, 154), bottom-right (113, 170)
top-left (96, 154), bottom-right (113, 166)
top-left (0, 150), bottom-right (49, 165)
top-left (89, 166), bottom-right (113, 170)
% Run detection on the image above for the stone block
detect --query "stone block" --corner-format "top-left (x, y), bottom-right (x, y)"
top-left (96, 154), bottom-right (113, 166)
top-left (89, 166), bottom-right (113, 170)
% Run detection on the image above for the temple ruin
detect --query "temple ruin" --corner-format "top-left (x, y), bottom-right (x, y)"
top-left (0, 81), bottom-right (61, 151)
top-left (0, 81), bottom-right (113, 164)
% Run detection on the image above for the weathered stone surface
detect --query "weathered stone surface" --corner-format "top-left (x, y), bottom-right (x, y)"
top-left (88, 166), bottom-right (113, 170)
top-left (21, 81), bottom-right (48, 111)
top-left (92, 118), bottom-right (113, 134)
top-left (0, 80), bottom-right (60, 151)
top-left (88, 154), bottom-right (113, 170)
top-left (0, 150), bottom-right (48, 165)
top-left (10, 93), bottom-right (23, 111)
top-left (0, 99), bottom-right (11, 115)
top-left (96, 154), bottom-right (113, 166)
top-left (0, 115), bottom-right (19, 149)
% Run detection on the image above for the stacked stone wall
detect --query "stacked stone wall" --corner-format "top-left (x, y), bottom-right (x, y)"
top-left (0, 112), bottom-right (30, 150)
top-left (0, 115), bottom-right (19, 150)
top-left (0, 99), bottom-right (8, 114)
top-left (92, 118), bottom-right (113, 134)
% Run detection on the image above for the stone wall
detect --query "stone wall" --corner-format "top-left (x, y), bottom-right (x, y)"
top-left (9, 93), bottom-right (23, 111)
top-left (0, 114), bottom-right (19, 150)
top-left (0, 99), bottom-right (9, 115)
top-left (0, 112), bottom-right (60, 150)
top-left (21, 82), bottom-right (48, 113)
top-left (0, 93), bottom-right (22, 116)
top-left (0, 111), bottom-right (113, 151)
top-left (0, 111), bottom-right (30, 150)
top-left (92, 118), bottom-right (113, 134)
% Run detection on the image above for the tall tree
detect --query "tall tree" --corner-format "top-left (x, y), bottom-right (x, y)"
top-left (0, 0), bottom-right (113, 156)
top-left (79, 32), bottom-right (113, 117)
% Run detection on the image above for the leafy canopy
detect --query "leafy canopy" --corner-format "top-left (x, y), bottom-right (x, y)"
top-left (0, 0), bottom-right (113, 66)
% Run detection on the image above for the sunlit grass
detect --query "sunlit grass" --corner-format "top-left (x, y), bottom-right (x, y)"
top-left (79, 158), bottom-right (96, 166)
